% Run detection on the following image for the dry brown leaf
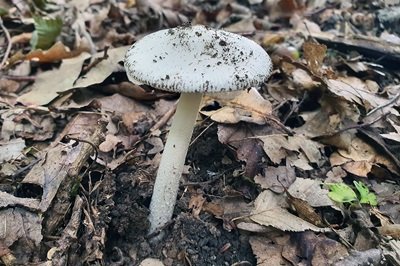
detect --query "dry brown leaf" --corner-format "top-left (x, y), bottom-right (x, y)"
top-left (326, 77), bottom-right (397, 113)
top-left (146, 137), bottom-right (164, 155)
top-left (236, 139), bottom-right (264, 178)
top-left (73, 46), bottom-right (129, 88)
top-left (378, 224), bottom-right (400, 239)
top-left (296, 95), bottom-right (360, 140)
top-left (254, 165), bottom-right (296, 193)
top-left (259, 134), bottom-right (322, 169)
top-left (292, 68), bottom-right (320, 89)
top-left (249, 235), bottom-right (291, 265)
top-left (288, 177), bottom-right (333, 207)
top-left (0, 79), bottom-right (20, 93)
top-left (26, 41), bottom-right (86, 63)
top-left (0, 208), bottom-right (42, 257)
top-left (201, 88), bottom-right (272, 125)
top-left (330, 137), bottom-right (398, 176)
top-left (99, 134), bottom-right (122, 153)
top-left (250, 190), bottom-right (328, 232)
top-left (202, 201), bottom-right (224, 218)
top-left (188, 194), bottom-right (206, 218)
top-left (1, 108), bottom-right (55, 141)
top-left (0, 138), bottom-right (25, 162)
top-left (102, 82), bottom-right (173, 101)
top-left (17, 52), bottom-right (91, 106)
top-left (302, 41), bottom-right (327, 75)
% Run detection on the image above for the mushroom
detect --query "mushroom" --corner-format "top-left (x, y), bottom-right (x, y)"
top-left (124, 25), bottom-right (272, 233)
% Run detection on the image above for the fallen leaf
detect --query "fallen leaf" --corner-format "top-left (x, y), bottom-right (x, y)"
top-left (255, 165), bottom-right (296, 193)
top-left (145, 137), bottom-right (164, 155)
top-left (330, 137), bottom-right (398, 176)
top-left (249, 235), bottom-right (290, 265)
top-left (302, 41), bottom-right (327, 75)
top-left (99, 134), bottom-right (122, 153)
top-left (288, 177), bottom-right (333, 207)
top-left (201, 88), bottom-right (273, 125)
top-left (250, 190), bottom-right (328, 232)
top-left (0, 191), bottom-right (40, 210)
top-left (25, 41), bottom-right (85, 62)
top-left (0, 138), bottom-right (25, 162)
top-left (17, 52), bottom-right (91, 106)
top-left (1, 109), bottom-right (55, 141)
top-left (259, 134), bottom-right (322, 169)
top-left (73, 46), bottom-right (129, 88)
top-left (326, 77), bottom-right (395, 112)
top-left (378, 224), bottom-right (400, 239)
top-left (188, 194), bottom-right (206, 218)
top-left (0, 208), bottom-right (42, 256)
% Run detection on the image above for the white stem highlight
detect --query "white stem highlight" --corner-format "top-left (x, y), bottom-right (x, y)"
top-left (149, 92), bottom-right (203, 233)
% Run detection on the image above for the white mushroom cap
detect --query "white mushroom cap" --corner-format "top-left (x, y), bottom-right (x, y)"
top-left (124, 25), bottom-right (272, 93)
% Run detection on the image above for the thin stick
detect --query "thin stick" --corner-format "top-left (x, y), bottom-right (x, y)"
top-left (367, 90), bottom-right (400, 117)
top-left (0, 17), bottom-right (11, 69)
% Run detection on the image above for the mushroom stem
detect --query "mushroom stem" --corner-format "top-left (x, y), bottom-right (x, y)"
top-left (149, 92), bottom-right (203, 233)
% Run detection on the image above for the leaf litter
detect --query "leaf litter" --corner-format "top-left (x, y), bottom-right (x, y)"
top-left (1, 0), bottom-right (400, 265)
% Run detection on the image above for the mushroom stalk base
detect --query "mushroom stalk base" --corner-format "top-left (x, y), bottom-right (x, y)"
top-left (149, 92), bottom-right (203, 234)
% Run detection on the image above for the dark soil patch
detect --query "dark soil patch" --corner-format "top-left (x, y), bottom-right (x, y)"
top-left (104, 124), bottom-right (255, 265)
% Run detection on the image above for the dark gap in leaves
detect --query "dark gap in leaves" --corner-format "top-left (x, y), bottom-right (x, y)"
top-left (16, 183), bottom-right (43, 199)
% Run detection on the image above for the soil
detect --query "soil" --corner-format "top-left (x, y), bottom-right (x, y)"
top-left (103, 124), bottom-right (255, 265)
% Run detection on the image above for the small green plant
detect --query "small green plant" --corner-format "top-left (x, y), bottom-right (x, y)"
top-left (326, 181), bottom-right (377, 206)
top-left (0, 8), bottom-right (7, 16)
top-left (30, 15), bottom-right (62, 50)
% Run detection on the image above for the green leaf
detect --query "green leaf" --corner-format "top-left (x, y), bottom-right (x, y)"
top-left (354, 181), bottom-right (377, 206)
top-left (326, 183), bottom-right (357, 203)
top-left (30, 15), bottom-right (62, 50)
top-left (0, 8), bottom-right (7, 16)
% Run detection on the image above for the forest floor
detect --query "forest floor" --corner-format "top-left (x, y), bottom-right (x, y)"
top-left (1, 0), bottom-right (400, 265)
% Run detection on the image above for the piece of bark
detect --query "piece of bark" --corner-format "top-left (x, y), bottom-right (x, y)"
top-left (21, 113), bottom-right (106, 234)
top-left (312, 32), bottom-right (400, 66)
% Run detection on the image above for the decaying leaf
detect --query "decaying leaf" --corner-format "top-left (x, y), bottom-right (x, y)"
top-left (288, 177), bottom-right (332, 207)
top-left (302, 41), bottom-right (327, 75)
top-left (255, 165), bottom-right (296, 193)
top-left (326, 77), bottom-right (397, 113)
top-left (0, 208), bottom-right (42, 265)
top-left (99, 134), bottom-right (122, 153)
top-left (201, 88), bottom-right (273, 124)
top-left (249, 235), bottom-right (290, 265)
top-left (259, 134), bottom-right (322, 169)
top-left (0, 138), bottom-right (25, 162)
top-left (73, 46), bottom-right (129, 88)
top-left (330, 137), bottom-right (399, 176)
top-left (281, 181), bottom-right (325, 227)
top-left (17, 52), bottom-right (90, 106)
top-left (250, 190), bottom-right (328, 232)
top-left (378, 224), bottom-right (400, 239)
top-left (1, 108), bottom-right (55, 141)
top-left (188, 194), bottom-right (206, 218)
top-left (25, 41), bottom-right (85, 62)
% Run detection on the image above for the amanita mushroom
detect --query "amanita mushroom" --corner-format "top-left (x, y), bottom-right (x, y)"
top-left (124, 25), bottom-right (272, 233)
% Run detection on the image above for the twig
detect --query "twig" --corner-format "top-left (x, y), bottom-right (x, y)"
top-left (0, 17), bottom-right (12, 70)
top-left (282, 92), bottom-right (307, 124)
top-left (366, 90), bottom-right (400, 117)
top-left (326, 113), bottom-right (388, 137)
top-left (81, 47), bottom-right (109, 76)
top-left (150, 102), bottom-right (177, 132)
top-left (189, 121), bottom-right (214, 147)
